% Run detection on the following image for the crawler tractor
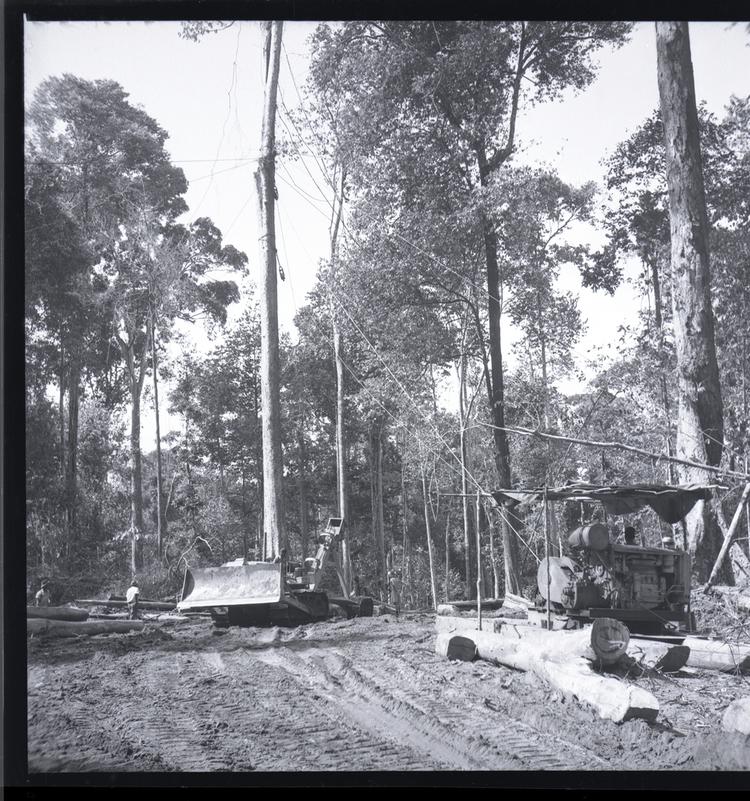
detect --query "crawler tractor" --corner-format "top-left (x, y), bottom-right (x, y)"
top-left (177, 517), bottom-right (372, 626)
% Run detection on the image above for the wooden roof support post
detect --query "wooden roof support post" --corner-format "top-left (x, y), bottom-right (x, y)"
top-left (476, 489), bottom-right (482, 631)
top-left (544, 486), bottom-right (551, 631)
top-left (706, 482), bottom-right (750, 588)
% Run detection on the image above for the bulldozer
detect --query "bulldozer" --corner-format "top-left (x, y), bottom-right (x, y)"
top-left (177, 517), bottom-right (372, 627)
top-left (493, 483), bottom-right (714, 636)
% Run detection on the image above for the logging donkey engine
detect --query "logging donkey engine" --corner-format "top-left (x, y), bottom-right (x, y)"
top-left (493, 484), bottom-right (711, 637)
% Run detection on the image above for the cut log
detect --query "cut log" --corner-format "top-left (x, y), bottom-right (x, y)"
top-left (682, 636), bottom-right (750, 672)
top-left (722, 697), bottom-right (750, 735)
top-left (435, 623), bottom-right (658, 723)
top-left (27, 606), bottom-right (88, 622)
top-left (435, 631), bottom-right (477, 661)
top-left (437, 614), bottom-right (534, 635)
top-left (435, 615), bottom-right (629, 665)
top-left (76, 598), bottom-right (176, 611)
top-left (437, 599), bottom-right (504, 614)
top-left (27, 619), bottom-right (145, 638)
top-left (502, 593), bottom-right (534, 611)
top-left (329, 596), bottom-right (374, 618)
top-left (627, 638), bottom-right (690, 673)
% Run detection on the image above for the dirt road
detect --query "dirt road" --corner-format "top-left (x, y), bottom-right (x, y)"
top-left (27, 613), bottom-right (750, 774)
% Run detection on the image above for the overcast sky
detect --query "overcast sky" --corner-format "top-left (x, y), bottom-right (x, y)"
top-left (25, 19), bottom-right (750, 437)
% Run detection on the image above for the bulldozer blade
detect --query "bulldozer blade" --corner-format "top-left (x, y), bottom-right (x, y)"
top-left (178, 563), bottom-right (284, 610)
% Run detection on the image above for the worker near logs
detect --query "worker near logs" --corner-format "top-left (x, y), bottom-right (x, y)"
top-left (126, 580), bottom-right (140, 619)
top-left (623, 526), bottom-right (637, 545)
top-left (34, 580), bottom-right (51, 607)
top-left (388, 570), bottom-right (403, 617)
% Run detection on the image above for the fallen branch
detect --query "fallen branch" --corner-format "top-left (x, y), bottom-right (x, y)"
top-left (706, 483), bottom-right (750, 587)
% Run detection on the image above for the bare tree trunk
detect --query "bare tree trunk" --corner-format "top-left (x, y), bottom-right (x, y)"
top-left (488, 507), bottom-right (501, 598)
top-left (328, 168), bottom-right (351, 589)
top-left (65, 354), bottom-right (80, 545)
top-left (255, 19), bottom-right (286, 559)
top-left (376, 425), bottom-right (387, 585)
top-left (150, 303), bottom-right (165, 556)
top-left (370, 422), bottom-right (386, 598)
top-left (656, 20), bottom-right (725, 581)
top-left (421, 465), bottom-right (439, 611)
top-left (537, 293), bottom-right (550, 430)
top-left (59, 336), bottom-right (66, 482)
top-left (458, 350), bottom-right (474, 599)
top-left (477, 150), bottom-right (521, 596)
top-left (444, 509), bottom-right (451, 602)
top-left (298, 425), bottom-right (309, 559)
top-left (130, 379), bottom-right (144, 573)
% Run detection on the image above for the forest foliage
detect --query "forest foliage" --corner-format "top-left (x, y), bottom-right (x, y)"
top-left (25, 23), bottom-right (750, 604)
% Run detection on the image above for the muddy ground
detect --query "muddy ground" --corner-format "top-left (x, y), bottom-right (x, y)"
top-left (26, 610), bottom-right (750, 777)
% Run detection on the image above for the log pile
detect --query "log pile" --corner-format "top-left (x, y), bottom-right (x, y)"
top-left (27, 618), bottom-right (145, 637)
top-left (436, 617), bottom-right (659, 723)
top-left (76, 598), bottom-right (176, 611)
top-left (682, 636), bottom-right (750, 672)
top-left (27, 606), bottom-right (89, 622)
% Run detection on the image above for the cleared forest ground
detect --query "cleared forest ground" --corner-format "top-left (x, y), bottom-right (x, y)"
top-left (27, 613), bottom-right (750, 774)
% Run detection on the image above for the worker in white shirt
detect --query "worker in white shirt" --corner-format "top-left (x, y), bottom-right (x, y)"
top-left (35, 580), bottom-right (52, 607)
top-left (126, 580), bottom-right (140, 619)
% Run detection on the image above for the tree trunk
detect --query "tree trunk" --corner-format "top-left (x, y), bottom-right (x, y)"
top-left (376, 425), bottom-right (387, 586)
top-left (298, 426), bottom-right (309, 560)
top-left (656, 21), bottom-right (725, 581)
top-left (458, 351), bottom-right (474, 599)
top-left (255, 19), bottom-right (286, 559)
top-left (66, 355), bottom-right (80, 544)
top-left (329, 169), bottom-right (351, 590)
top-left (477, 150), bottom-right (521, 596)
top-left (488, 508), bottom-right (501, 598)
top-left (537, 293), bottom-right (550, 430)
top-left (421, 466), bottom-right (439, 611)
top-left (370, 423), bottom-right (386, 598)
top-left (130, 379), bottom-right (144, 573)
top-left (444, 509), bottom-right (451, 602)
top-left (59, 335), bottom-right (66, 482)
top-left (150, 303), bottom-right (165, 556)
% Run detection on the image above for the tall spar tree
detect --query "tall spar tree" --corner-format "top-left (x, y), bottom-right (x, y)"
top-left (656, 22), bottom-right (725, 579)
top-left (255, 20), bottom-right (286, 559)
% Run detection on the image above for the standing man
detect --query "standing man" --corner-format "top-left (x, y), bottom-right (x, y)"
top-left (126, 580), bottom-right (140, 620)
top-left (34, 580), bottom-right (51, 607)
top-left (388, 570), bottom-right (403, 617)
top-left (623, 526), bottom-right (637, 545)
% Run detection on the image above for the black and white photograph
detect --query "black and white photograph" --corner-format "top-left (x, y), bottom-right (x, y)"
top-left (14, 9), bottom-right (750, 780)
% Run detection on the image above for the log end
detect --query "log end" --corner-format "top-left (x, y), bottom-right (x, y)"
top-left (435, 632), bottom-right (477, 662)
top-left (590, 617), bottom-right (630, 665)
top-left (615, 686), bottom-right (660, 724)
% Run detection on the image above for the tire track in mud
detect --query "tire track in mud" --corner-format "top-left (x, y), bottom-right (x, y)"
top-left (363, 646), bottom-right (609, 770)
top-left (80, 646), bottom-right (436, 772)
top-left (255, 643), bottom-right (581, 770)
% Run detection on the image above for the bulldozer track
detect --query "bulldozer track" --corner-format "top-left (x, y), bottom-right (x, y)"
top-left (32, 616), bottom-right (745, 772)
top-left (255, 642), bottom-right (581, 770)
